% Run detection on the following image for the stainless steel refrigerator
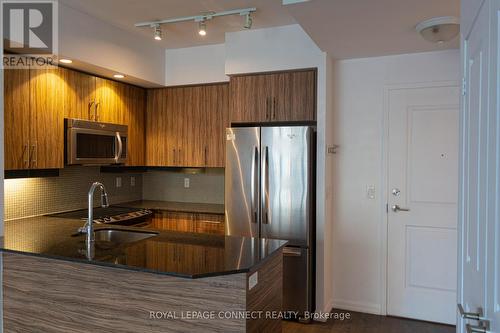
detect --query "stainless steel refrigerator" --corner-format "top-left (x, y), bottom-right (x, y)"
top-left (225, 126), bottom-right (315, 319)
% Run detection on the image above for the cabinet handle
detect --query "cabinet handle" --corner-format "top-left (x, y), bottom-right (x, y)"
top-left (173, 149), bottom-right (176, 165)
top-left (178, 148), bottom-right (182, 166)
top-left (23, 143), bottom-right (29, 167)
top-left (204, 146), bottom-right (208, 166)
top-left (265, 97), bottom-right (270, 120)
top-left (88, 101), bottom-right (95, 121)
top-left (94, 101), bottom-right (100, 121)
top-left (30, 143), bottom-right (37, 168)
top-left (272, 97), bottom-right (276, 120)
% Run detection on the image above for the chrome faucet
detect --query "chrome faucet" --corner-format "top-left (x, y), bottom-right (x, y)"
top-left (79, 182), bottom-right (109, 244)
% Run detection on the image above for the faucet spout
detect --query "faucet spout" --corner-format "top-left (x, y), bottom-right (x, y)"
top-left (81, 182), bottom-right (109, 244)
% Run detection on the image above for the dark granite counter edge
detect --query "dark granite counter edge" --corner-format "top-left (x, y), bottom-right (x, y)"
top-left (0, 241), bottom-right (288, 279)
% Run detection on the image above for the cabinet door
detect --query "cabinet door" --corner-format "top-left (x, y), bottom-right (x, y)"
top-left (60, 68), bottom-right (95, 120)
top-left (203, 84), bottom-right (229, 167)
top-left (282, 70), bottom-right (316, 121)
top-left (167, 87), bottom-right (184, 166)
top-left (229, 74), bottom-right (270, 123)
top-left (94, 77), bottom-right (126, 124)
top-left (151, 211), bottom-right (195, 232)
top-left (146, 89), bottom-right (169, 166)
top-left (125, 85), bottom-right (146, 166)
top-left (183, 86), bottom-right (205, 167)
top-left (29, 68), bottom-right (65, 169)
top-left (194, 213), bottom-right (225, 235)
top-left (4, 69), bottom-right (31, 170)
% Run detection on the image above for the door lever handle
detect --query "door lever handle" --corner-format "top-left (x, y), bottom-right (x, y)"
top-left (391, 205), bottom-right (410, 212)
top-left (458, 304), bottom-right (483, 320)
top-left (466, 321), bottom-right (490, 333)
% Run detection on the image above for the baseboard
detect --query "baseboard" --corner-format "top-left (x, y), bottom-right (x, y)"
top-left (331, 299), bottom-right (382, 315)
top-left (313, 298), bottom-right (335, 322)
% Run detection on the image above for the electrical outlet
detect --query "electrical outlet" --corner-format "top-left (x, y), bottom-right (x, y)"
top-left (130, 176), bottom-right (136, 187)
top-left (116, 177), bottom-right (122, 188)
top-left (184, 178), bottom-right (190, 189)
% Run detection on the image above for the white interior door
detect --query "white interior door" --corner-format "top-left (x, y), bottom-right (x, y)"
top-left (459, 2), bottom-right (489, 332)
top-left (459, 1), bottom-right (500, 332)
top-left (387, 84), bottom-right (459, 325)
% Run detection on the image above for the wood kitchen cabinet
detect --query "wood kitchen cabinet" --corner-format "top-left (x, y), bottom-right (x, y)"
top-left (4, 69), bottom-right (31, 170)
top-left (229, 68), bottom-right (317, 124)
top-left (29, 68), bottom-right (65, 169)
top-left (4, 64), bottom-right (147, 169)
top-left (4, 66), bottom-right (65, 170)
top-left (151, 211), bottom-right (225, 235)
top-left (146, 83), bottom-right (228, 168)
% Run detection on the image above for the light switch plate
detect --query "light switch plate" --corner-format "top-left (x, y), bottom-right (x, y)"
top-left (184, 178), bottom-right (190, 189)
top-left (248, 272), bottom-right (258, 290)
top-left (367, 185), bottom-right (376, 199)
top-left (115, 177), bottom-right (122, 188)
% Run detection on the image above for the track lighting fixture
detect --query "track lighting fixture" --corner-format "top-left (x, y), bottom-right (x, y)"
top-left (136, 7), bottom-right (257, 41)
top-left (198, 20), bottom-right (207, 36)
top-left (243, 13), bottom-right (253, 29)
top-left (153, 24), bottom-right (162, 41)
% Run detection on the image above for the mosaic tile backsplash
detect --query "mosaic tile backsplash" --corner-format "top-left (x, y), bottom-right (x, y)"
top-left (4, 166), bottom-right (143, 220)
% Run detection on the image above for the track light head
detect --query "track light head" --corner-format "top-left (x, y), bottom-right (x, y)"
top-left (198, 20), bottom-right (207, 36)
top-left (153, 24), bottom-right (162, 41)
top-left (244, 13), bottom-right (253, 29)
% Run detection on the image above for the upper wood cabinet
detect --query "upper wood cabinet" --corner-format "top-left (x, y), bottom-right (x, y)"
top-left (229, 69), bottom-right (317, 124)
top-left (29, 68), bottom-right (65, 169)
top-left (4, 65), bottom-right (146, 170)
top-left (4, 69), bottom-right (31, 170)
top-left (146, 83), bottom-right (229, 168)
top-left (4, 67), bottom-right (64, 170)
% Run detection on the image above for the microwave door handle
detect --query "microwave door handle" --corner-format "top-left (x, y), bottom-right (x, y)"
top-left (115, 132), bottom-right (123, 163)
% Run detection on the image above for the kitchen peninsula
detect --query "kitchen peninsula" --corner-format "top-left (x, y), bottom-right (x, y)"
top-left (1, 217), bottom-right (286, 332)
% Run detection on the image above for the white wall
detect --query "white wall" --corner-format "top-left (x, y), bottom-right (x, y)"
top-left (165, 44), bottom-right (228, 86)
top-left (59, 3), bottom-right (165, 86)
top-left (331, 49), bottom-right (460, 314)
top-left (163, 24), bottom-right (335, 314)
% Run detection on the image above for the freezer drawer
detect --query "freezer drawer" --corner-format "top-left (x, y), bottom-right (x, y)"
top-left (283, 247), bottom-right (312, 318)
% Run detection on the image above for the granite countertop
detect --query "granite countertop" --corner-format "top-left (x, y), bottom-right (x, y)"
top-left (118, 200), bottom-right (225, 215)
top-left (1, 216), bottom-right (286, 278)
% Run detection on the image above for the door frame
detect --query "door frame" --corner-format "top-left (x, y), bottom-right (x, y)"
top-left (381, 80), bottom-right (460, 316)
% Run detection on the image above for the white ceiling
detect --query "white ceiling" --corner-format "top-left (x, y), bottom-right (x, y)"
top-left (286, 0), bottom-right (460, 59)
top-left (59, 0), bottom-right (460, 59)
top-left (59, 0), bottom-right (297, 49)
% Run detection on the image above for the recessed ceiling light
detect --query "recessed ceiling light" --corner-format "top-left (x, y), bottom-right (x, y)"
top-left (59, 59), bottom-right (73, 64)
top-left (113, 74), bottom-right (125, 79)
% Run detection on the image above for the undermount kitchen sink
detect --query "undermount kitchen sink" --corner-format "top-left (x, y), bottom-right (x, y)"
top-left (94, 229), bottom-right (158, 244)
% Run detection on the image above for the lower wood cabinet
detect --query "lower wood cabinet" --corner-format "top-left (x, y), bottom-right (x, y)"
top-left (151, 211), bottom-right (225, 235)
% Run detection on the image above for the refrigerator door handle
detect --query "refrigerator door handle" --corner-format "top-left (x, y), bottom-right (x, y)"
top-left (251, 146), bottom-right (259, 224)
top-left (263, 146), bottom-right (271, 224)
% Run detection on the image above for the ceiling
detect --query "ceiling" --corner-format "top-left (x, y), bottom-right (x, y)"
top-left (286, 0), bottom-right (460, 59)
top-left (59, 0), bottom-right (297, 49)
top-left (59, 0), bottom-right (460, 59)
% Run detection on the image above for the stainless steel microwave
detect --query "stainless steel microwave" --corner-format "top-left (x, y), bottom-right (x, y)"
top-left (65, 119), bottom-right (128, 165)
